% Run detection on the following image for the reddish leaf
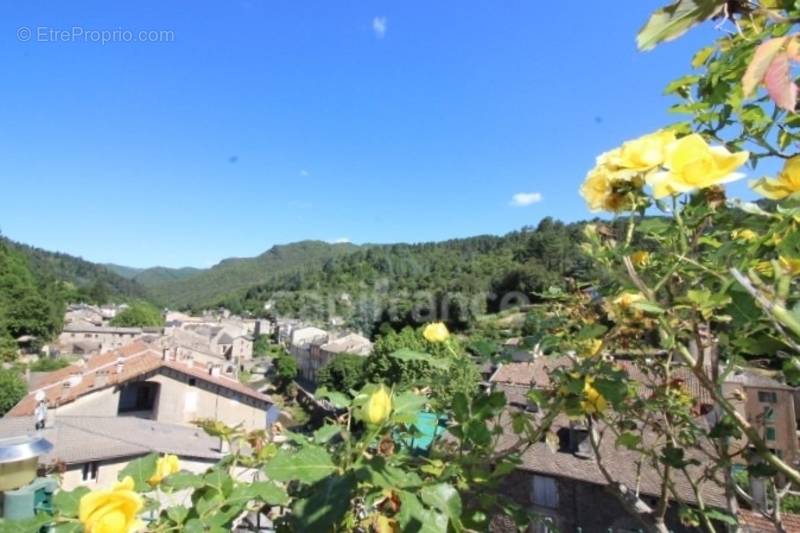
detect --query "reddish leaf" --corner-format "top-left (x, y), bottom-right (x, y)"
top-left (764, 52), bottom-right (798, 112)
top-left (742, 36), bottom-right (789, 97)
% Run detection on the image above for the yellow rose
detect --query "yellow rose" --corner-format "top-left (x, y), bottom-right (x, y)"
top-left (580, 164), bottom-right (633, 213)
top-left (422, 322), bottom-right (449, 343)
top-left (363, 386), bottom-right (392, 425)
top-left (779, 256), bottom-right (800, 276)
top-left (608, 130), bottom-right (676, 171)
top-left (630, 251), bottom-right (651, 267)
top-left (646, 134), bottom-right (749, 199)
top-left (612, 291), bottom-right (645, 309)
top-left (148, 454), bottom-right (180, 486)
top-left (581, 379), bottom-right (608, 414)
top-left (751, 156), bottom-right (800, 200)
top-left (79, 476), bottom-right (143, 533)
top-left (731, 229), bottom-right (758, 242)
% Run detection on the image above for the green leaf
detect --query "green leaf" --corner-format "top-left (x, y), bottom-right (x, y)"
top-left (576, 323), bottom-right (608, 340)
top-left (252, 480), bottom-right (290, 506)
top-left (313, 423), bottom-right (341, 444)
top-left (292, 474), bottom-right (356, 531)
top-left (452, 393), bottom-right (469, 422)
top-left (53, 486), bottom-right (90, 518)
top-left (392, 391), bottom-right (428, 424)
top-left (390, 349), bottom-right (450, 370)
top-left (420, 483), bottom-right (463, 531)
top-left (118, 452), bottom-right (159, 492)
top-left (162, 471), bottom-right (205, 491)
top-left (783, 357), bottom-right (800, 386)
top-left (167, 505), bottom-right (189, 524)
top-left (704, 508), bottom-right (737, 525)
top-left (632, 301), bottom-right (665, 314)
top-left (315, 387), bottom-right (350, 409)
top-left (183, 518), bottom-right (207, 533)
top-left (615, 432), bottom-right (642, 450)
top-left (637, 0), bottom-right (726, 51)
top-left (396, 490), bottom-right (449, 533)
top-left (356, 456), bottom-right (422, 489)
top-left (265, 445), bottom-right (337, 484)
top-left (691, 46), bottom-right (715, 68)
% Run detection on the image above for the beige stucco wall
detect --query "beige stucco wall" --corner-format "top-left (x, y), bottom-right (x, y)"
top-left (58, 330), bottom-right (142, 353)
top-left (148, 370), bottom-right (268, 430)
top-left (57, 386), bottom-right (120, 417)
top-left (52, 369), bottom-right (270, 431)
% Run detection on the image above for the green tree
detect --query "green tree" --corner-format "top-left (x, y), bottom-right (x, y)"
top-left (273, 353), bottom-right (298, 391)
top-left (316, 353), bottom-right (368, 394)
top-left (29, 357), bottom-right (71, 372)
top-left (253, 336), bottom-right (271, 357)
top-left (0, 369), bottom-right (26, 416)
top-left (0, 335), bottom-right (18, 363)
top-left (365, 326), bottom-right (479, 408)
top-left (110, 301), bottom-right (165, 328)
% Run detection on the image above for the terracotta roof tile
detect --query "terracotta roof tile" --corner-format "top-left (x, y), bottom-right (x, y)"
top-left (738, 510), bottom-right (800, 532)
top-left (6, 340), bottom-right (272, 417)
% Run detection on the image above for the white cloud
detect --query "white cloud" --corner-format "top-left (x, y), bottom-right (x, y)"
top-left (331, 237), bottom-right (351, 244)
top-left (299, 169), bottom-right (309, 177)
top-left (372, 16), bottom-right (387, 38)
top-left (510, 192), bottom-right (543, 207)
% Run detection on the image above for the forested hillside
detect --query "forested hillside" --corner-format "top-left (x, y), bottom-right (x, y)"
top-left (105, 263), bottom-right (203, 286)
top-left (149, 240), bottom-right (359, 308)
top-left (217, 218), bottom-right (595, 336)
top-left (0, 240), bottom-right (65, 359)
top-left (2, 237), bottom-right (148, 303)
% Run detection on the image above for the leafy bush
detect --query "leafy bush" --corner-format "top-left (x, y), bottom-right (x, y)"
top-left (29, 357), bottom-right (71, 372)
top-left (0, 369), bottom-right (26, 416)
top-left (110, 301), bottom-right (165, 328)
top-left (273, 353), bottom-right (298, 391)
top-left (316, 353), bottom-right (368, 393)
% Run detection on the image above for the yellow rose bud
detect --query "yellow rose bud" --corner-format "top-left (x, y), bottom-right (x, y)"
top-left (630, 251), bottom-right (651, 267)
top-left (148, 454), bottom-right (180, 486)
top-left (363, 386), bottom-right (392, 425)
top-left (581, 379), bottom-right (608, 414)
top-left (751, 156), bottom-right (800, 200)
top-left (646, 134), bottom-right (749, 199)
top-left (731, 229), bottom-right (758, 242)
top-left (422, 322), bottom-right (449, 343)
top-left (79, 476), bottom-right (143, 533)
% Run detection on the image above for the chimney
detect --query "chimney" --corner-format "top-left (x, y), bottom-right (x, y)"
top-left (569, 422), bottom-right (595, 460)
top-left (116, 357), bottom-right (125, 375)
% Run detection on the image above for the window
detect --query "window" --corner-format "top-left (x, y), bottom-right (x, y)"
top-left (759, 391), bottom-right (778, 403)
top-left (531, 475), bottom-right (558, 509)
top-left (764, 407), bottom-right (775, 422)
top-left (82, 462), bottom-right (99, 482)
top-left (766, 427), bottom-right (777, 441)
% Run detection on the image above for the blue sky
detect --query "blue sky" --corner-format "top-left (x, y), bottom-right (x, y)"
top-left (0, 1), bottom-right (742, 268)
